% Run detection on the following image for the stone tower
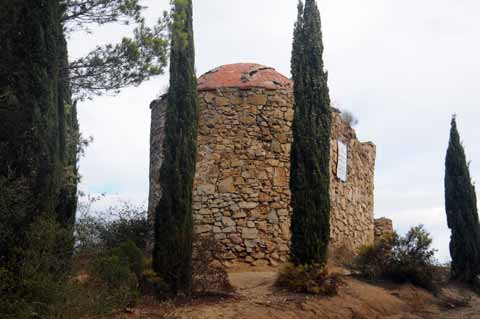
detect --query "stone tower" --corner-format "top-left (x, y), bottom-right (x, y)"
top-left (149, 63), bottom-right (377, 267)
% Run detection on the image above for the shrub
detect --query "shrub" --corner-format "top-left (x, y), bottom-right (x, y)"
top-left (112, 240), bottom-right (145, 279)
top-left (89, 245), bottom-right (141, 307)
top-left (329, 244), bottom-right (356, 268)
top-left (0, 191), bottom-right (148, 317)
top-left (354, 235), bottom-right (393, 279)
top-left (141, 269), bottom-right (170, 297)
top-left (192, 235), bottom-right (234, 296)
top-left (355, 225), bottom-right (438, 292)
top-left (75, 201), bottom-right (151, 257)
top-left (276, 263), bottom-right (341, 296)
top-left (387, 225), bottom-right (437, 291)
top-left (341, 110), bottom-right (359, 127)
top-left (0, 213), bottom-right (74, 319)
top-left (98, 204), bottom-right (150, 251)
top-left (90, 255), bottom-right (136, 288)
top-left (2, 193), bottom-right (189, 317)
top-left (0, 175), bottom-right (32, 262)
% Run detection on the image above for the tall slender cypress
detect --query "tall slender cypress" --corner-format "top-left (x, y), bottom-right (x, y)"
top-left (153, 0), bottom-right (199, 294)
top-left (56, 32), bottom-right (80, 232)
top-left (445, 116), bottom-right (480, 284)
top-left (0, 0), bottom-right (79, 289)
top-left (289, 0), bottom-right (332, 265)
top-left (0, 0), bottom-right (78, 224)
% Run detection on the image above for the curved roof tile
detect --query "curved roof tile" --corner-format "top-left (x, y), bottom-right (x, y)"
top-left (197, 63), bottom-right (292, 91)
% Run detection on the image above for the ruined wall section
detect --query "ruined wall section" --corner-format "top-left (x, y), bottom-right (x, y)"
top-left (374, 217), bottom-right (394, 240)
top-left (148, 99), bottom-right (167, 224)
top-left (329, 110), bottom-right (376, 253)
top-left (192, 88), bottom-right (294, 266)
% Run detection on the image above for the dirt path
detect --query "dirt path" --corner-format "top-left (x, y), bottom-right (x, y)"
top-left (120, 272), bottom-right (480, 319)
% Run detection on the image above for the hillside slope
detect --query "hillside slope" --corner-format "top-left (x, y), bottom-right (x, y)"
top-left (119, 271), bottom-right (480, 319)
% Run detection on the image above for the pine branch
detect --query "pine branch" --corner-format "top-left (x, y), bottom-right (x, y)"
top-left (62, 0), bottom-right (144, 32)
top-left (69, 16), bottom-right (170, 100)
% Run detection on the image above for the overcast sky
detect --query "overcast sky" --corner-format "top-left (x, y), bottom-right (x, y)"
top-left (68, 0), bottom-right (480, 262)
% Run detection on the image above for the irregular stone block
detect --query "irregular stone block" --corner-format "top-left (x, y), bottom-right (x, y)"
top-left (268, 210), bottom-right (279, 224)
top-left (215, 96), bottom-right (229, 106)
top-left (218, 177), bottom-right (236, 193)
top-left (247, 94), bottom-right (268, 105)
top-left (239, 201), bottom-right (258, 209)
top-left (222, 216), bottom-right (235, 227)
top-left (242, 228), bottom-right (258, 240)
top-left (229, 233), bottom-right (243, 245)
top-left (197, 184), bottom-right (215, 195)
top-left (273, 167), bottom-right (287, 186)
top-left (195, 225), bottom-right (212, 234)
top-left (232, 211), bottom-right (247, 219)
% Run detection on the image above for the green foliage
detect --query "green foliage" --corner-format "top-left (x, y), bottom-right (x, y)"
top-left (75, 201), bottom-right (151, 256)
top-left (0, 0), bottom-right (78, 282)
top-left (100, 211), bottom-right (150, 251)
top-left (355, 235), bottom-right (393, 280)
top-left (1, 0), bottom-right (166, 315)
top-left (89, 241), bottom-right (146, 307)
top-left (141, 269), bottom-right (171, 297)
top-left (289, 0), bottom-right (332, 265)
top-left (91, 254), bottom-right (136, 288)
top-left (355, 225), bottom-right (438, 292)
top-left (0, 195), bottom-right (149, 317)
top-left (74, 200), bottom-right (150, 280)
top-left (388, 226), bottom-right (437, 291)
top-left (59, 101), bottom-right (80, 227)
top-left (0, 214), bottom-right (74, 318)
top-left (444, 116), bottom-right (480, 284)
top-left (276, 263), bottom-right (341, 295)
top-left (0, 175), bottom-right (33, 265)
top-left (63, 0), bottom-right (171, 100)
top-left (74, 202), bottom-right (149, 300)
top-left (340, 110), bottom-right (359, 127)
top-left (153, 0), bottom-right (199, 295)
top-left (69, 15), bottom-right (170, 99)
top-left (62, 0), bottom-right (144, 31)
top-left (0, 0), bottom-right (71, 219)
top-left (112, 240), bottom-right (145, 278)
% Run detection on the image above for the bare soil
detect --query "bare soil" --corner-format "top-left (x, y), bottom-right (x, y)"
top-left (118, 271), bottom-right (480, 319)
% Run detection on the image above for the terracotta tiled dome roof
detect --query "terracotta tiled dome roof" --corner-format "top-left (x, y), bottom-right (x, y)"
top-left (197, 63), bottom-right (292, 91)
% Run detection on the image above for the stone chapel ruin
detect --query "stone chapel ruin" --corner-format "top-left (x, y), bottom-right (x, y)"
top-left (149, 63), bottom-right (383, 267)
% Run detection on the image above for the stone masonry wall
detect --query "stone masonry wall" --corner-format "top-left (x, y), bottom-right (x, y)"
top-left (329, 110), bottom-right (376, 253)
top-left (149, 86), bottom-right (376, 266)
top-left (374, 217), bottom-right (394, 240)
top-left (148, 99), bottom-right (167, 225)
top-left (192, 88), bottom-right (294, 267)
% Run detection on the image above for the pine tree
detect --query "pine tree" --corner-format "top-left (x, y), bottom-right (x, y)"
top-left (153, 0), bottom-right (199, 294)
top-left (289, 0), bottom-right (332, 265)
top-left (445, 116), bottom-right (480, 284)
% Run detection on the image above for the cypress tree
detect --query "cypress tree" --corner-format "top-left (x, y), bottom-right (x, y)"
top-left (445, 116), bottom-right (480, 284)
top-left (0, 0), bottom-right (79, 271)
top-left (1, 1), bottom-right (168, 268)
top-left (289, 0), bottom-right (332, 266)
top-left (153, 0), bottom-right (199, 294)
top-left (0, 0), bottom-right (71, 221)
top-left (56, 31), bottom-right (80, 232)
